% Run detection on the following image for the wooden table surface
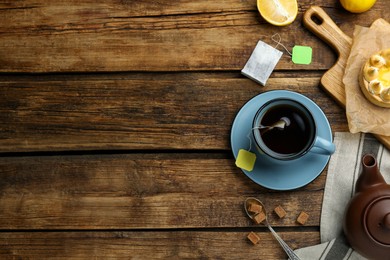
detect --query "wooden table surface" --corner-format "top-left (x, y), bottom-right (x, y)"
top-left (0, 1), bottom-right (389, 259)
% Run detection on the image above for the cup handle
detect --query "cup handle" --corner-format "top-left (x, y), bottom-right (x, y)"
top-left (310, 136), bottom-right (335, 155)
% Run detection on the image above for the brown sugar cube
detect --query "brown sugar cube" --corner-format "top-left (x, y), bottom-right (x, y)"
top-left (253, 211), bottom-right (266, 224)
top-left (248, 203), bottom-right (263, 214)
top-left (296, 211), bottom-right (309, 225)
top-left (247, 231), bottom-right (261, 245)
top-left (274, 205), bottom-right (286, 219)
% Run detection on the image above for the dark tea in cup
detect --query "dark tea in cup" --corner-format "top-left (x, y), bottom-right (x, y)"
top-left (252, 98), bottom-right (334, 161)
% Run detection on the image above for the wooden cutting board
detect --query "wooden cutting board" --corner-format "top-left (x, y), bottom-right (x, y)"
top-left (303, 6), bottom-right (390, 150)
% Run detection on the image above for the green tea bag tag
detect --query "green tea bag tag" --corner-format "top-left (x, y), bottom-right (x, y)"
top-left (292, 46), bottom-right (312, 65)
top-left (235, 149), bottom-right (256, 172)
top-left (271, 34), bottom-right (312, 65)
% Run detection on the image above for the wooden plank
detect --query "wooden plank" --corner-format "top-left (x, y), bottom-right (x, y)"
top-left (0, 74), bottom-right (347, 152)
top-left (0, 155), bottom-right (325, 229)
top-left (0, 16), bottom-right (331, 72)
top-left (0, 1), bottom-right (388, 72)
top-left (0, 231), bottom-right (320, 259)
top-left (0, 0), bottom-right (254, 19)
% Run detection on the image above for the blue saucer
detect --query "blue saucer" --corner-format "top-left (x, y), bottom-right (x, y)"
top-left (231, 90), bottom-right (333, 190)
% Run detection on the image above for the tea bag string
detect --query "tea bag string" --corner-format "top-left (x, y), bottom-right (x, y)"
top-left (271, 33), bottom-right (292, 57)
top-left (247, 117), bottom-right (291, 151)
top-left (246, 126), bottom-right (267, 152)
top-left (246, 132), bottom-right (253, 151)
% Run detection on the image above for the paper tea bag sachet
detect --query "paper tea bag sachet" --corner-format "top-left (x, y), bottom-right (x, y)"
top-left (241, 40), bottom-right (283, 86)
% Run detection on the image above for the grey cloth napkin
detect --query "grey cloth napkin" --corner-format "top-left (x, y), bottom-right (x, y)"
top-left (293, 132), bottom-right (390, 260)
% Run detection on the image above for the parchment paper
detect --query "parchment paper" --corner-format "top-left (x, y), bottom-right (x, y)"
top-left (344, 19), bottom-right (390, 135)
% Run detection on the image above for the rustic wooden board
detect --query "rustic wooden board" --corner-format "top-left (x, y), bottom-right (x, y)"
top-left (0, 1), bottom-right (389, 72)
top-left (303, 6), bottom-right (390, 150)
top-left (0, 155), bottom-right (325, 229)
top-left (0, 231), bottom-right (320, 259)
top-left (0, 74), bottom-right (347, 152)
top-left (4, 3), bottom-right (385, 259)
top-left (303, 6), bottom-right (352, 105)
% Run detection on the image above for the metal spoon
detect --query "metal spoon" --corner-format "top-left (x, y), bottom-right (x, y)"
top-left (244, 197), bottom-right (301, 260)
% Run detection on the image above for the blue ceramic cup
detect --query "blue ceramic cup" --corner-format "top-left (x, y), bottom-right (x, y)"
top-left (252, 98), bottom-right (335, 162)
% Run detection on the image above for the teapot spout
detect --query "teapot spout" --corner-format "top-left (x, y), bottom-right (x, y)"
top-left (356, 154), bottom-right (386, 193)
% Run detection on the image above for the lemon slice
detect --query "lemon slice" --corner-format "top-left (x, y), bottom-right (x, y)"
top-left (257, 0), bottom-right (298, 26)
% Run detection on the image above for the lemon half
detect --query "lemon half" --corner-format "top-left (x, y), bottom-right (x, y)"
top-left (340, 0), bottom-right (377, 13)
top-left (257, 0), bottom-right (298, 26)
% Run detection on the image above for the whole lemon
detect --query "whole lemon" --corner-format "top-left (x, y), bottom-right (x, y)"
top-left (340, 0), bottom-right (377, 13)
